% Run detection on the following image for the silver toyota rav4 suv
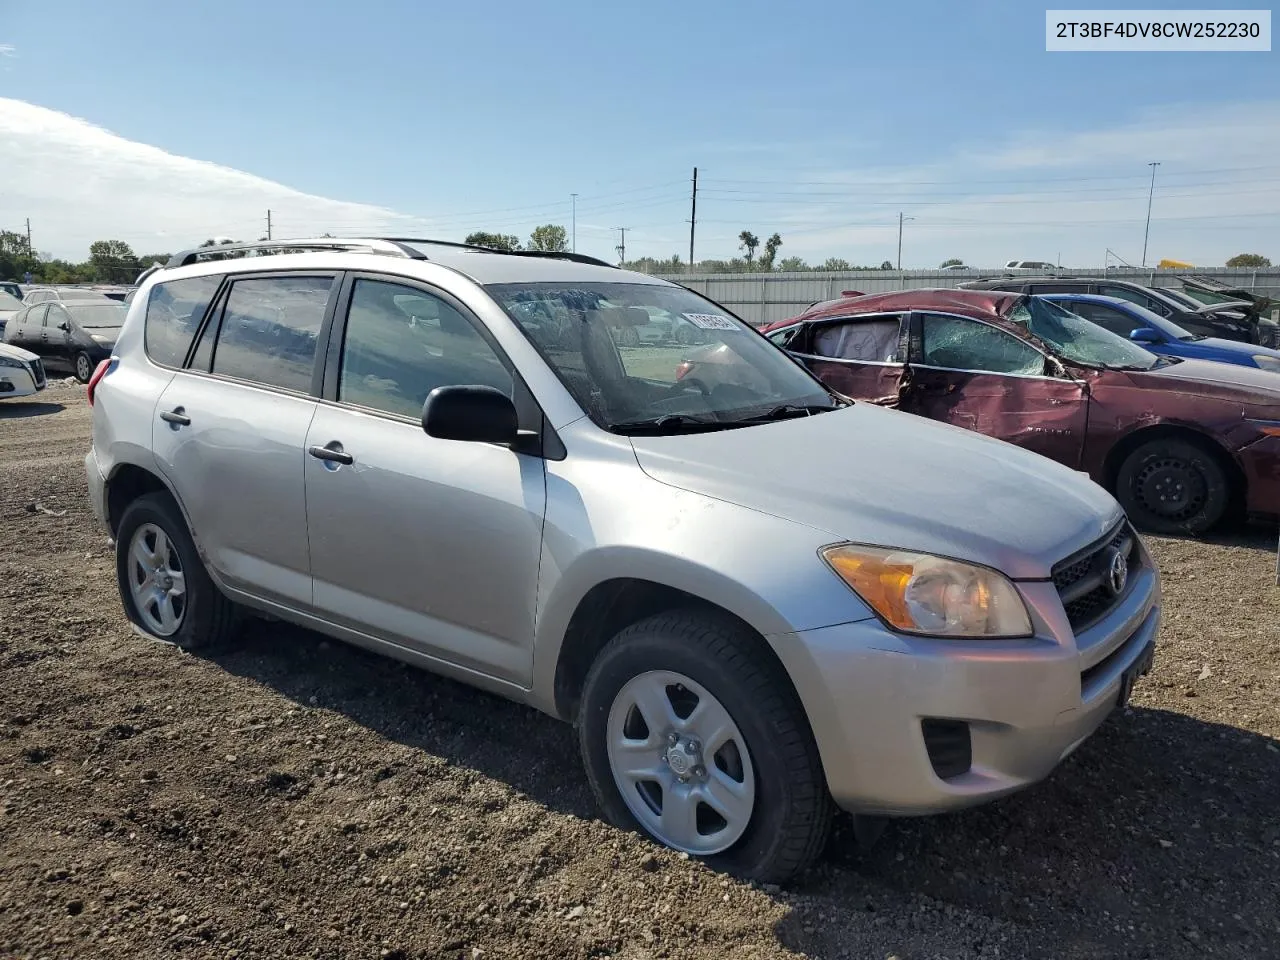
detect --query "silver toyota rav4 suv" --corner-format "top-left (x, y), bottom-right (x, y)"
top-left (86, 237), bottom-right (1160, 881)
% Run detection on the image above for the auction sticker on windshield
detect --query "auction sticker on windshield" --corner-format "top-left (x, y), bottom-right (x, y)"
top-left (683, 313), bottom-right (739, 330)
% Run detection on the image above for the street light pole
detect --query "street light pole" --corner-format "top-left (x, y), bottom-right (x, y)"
top-left (1142, 162), bottom-right (1160, 267)
top-left (570, 193), bottom-right (578, 253)
top-left (897, 212), bottom-right (915, 270)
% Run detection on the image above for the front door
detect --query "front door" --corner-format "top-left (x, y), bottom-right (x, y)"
top-left (151, 272), bottom-right (337, 609)
top-left (303, 275), bottom-right (547, 686)
top-left (899, 311), bottom-right (1089, 468)
top-left (788, 314), bottom-right (907, 405)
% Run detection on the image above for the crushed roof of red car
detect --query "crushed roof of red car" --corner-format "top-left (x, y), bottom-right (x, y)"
top-left (799, 288), bottom-right (1024, 323)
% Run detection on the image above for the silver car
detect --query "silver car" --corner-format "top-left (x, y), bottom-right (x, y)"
top-left (85, 237), bottom-right (1160, 882)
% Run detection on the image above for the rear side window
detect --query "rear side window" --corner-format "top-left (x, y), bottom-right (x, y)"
top-left (145, 275), bottom-right (222, 368)
top-left (812, 318), bottom-right (902, 362)
top-left (210, 275), bottom-right (333, 393)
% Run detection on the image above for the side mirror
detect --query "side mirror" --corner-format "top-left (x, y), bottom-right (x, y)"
top-left (422, 384), bottom-right (519, 445)
top-left (1129, 327), bottom-right (1160, 343)
top-left (58, 322), bottom-right (70, 332)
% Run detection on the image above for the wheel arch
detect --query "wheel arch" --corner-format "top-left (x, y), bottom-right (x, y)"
top-left (104, 461), bottom-right (201, 546)
top-left (545, 576), bottom-right (808, 729)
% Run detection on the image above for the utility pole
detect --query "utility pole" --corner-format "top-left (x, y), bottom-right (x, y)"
top-left (688, 167), bottom-right (698, 271)
top-left (896, 213), bottom-right (915, 271)
top-left (570, 194), bottom-right (578, 253)
top-left (1141, 162), bottom-right (1160, 267)
top-left (615, 226), bottom-right (627, 265)
top-left (25, 218), bottom-right (32, 253)
top-left (266, 209), bottom-right (272, 241)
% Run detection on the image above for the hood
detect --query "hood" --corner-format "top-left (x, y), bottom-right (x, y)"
top-left (1136, 357), bottom-right (1280, 407)
top-left (1182, 337), bottom-right (1280, 362)
top-left (0, 341), bottom-right (39, 363)
top-left (629, 403), bottom-right (1123, 580)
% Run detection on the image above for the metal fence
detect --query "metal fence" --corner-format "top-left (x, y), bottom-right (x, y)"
top-left (651, 268), bottom-right (1280, 327)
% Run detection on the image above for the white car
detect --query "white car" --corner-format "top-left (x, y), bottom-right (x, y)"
top-left (1003, 260), bottom-right (1058, 272)
top-left (0, 341), bottom-right (47, 399)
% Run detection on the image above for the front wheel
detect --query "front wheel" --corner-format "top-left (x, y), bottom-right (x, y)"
top-left (1114, 437), bottom-right (1230, 535)
top-left (577, 611), bottom-right (832, 883)
top-left (74, 351), bottom-right (94, 383)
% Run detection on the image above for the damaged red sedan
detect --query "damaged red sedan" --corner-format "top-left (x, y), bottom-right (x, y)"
top-left (758, 289), bottom-right (1280, 535)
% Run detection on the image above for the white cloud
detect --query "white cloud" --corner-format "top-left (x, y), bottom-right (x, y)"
top-left (0, 98), bottom-right (435, 259)
top-left (0, 44), bottom-right (16, 56)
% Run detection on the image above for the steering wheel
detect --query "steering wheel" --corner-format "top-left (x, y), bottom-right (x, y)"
top-left (665, 377), bottom-right (713, 402)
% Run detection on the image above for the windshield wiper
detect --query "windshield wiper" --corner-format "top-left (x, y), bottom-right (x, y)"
top-left (731, 402), bottom-right (841, 424)
top-left (609, 414), bottom-right (729, 436)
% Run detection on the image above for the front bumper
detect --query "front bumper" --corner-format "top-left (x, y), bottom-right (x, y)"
top-left (773, 558), bottom-right (1160, 816)
top-left (0, 363), bottom-right (42, 398)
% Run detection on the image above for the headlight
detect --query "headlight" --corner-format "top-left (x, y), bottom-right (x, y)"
top-left (821, 544), bottom-right (1033, 638)
top-left (0, 355), bottom-right (23, 369)
top-left (91, 334), bottom-right (110, 344)
top-left (1251, 355), bottom-right (1280, 373)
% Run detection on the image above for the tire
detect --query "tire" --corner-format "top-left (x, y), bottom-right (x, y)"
top-left (1114, 437), bottom-right (1231, 536)
top-left (115, 492), bottom-right (239, 650)
top-left (577, 610), bottom-right (832, 883)
top-left (74, 351), bottom-right (94, 384)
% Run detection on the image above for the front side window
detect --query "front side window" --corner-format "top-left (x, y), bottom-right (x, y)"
top-left (210, 275), bottom-right (333, 393)
top-left (488, 281), bottom-right (835, 430)
top-left (1099, 285), bottom-right (1166, 316)
top-left (811, 318), bottom-right (902, 363)
top-left (918, 314), bottom-right (1045, 376)
top-left (338, 279), bottom-right (511, 419)
top-left (146, 274), bottom-right (223, 368)
top-left (1065, 301), bottom-right (1142, 338)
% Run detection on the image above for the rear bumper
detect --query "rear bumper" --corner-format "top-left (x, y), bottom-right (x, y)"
top-left (85, 447), bottom-right (110, 535)
top-left (1238, 434), bottom-right (1280, 518)
top-left (772, 561), bottom-right (1160, 816)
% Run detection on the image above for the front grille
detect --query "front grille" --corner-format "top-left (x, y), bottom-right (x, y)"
top-left (30, 358), bottom-right (45, 388)
top-left (1052, 522), bottom-right (1139, 631)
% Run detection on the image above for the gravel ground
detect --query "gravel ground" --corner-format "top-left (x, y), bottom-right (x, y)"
top-left (2, 384), bottom-right (1278, 960)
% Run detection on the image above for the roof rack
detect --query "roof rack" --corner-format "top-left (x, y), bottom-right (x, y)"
top-left (163, 236), bottom-right (620, 271)
top-left (375, 237), bottom-right (618, 269)
top-left (165, 237), bottom-right (420, 268)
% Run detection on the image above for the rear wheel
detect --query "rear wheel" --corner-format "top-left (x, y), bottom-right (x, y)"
top-left (74, 351), bottom-right (94, 383)
top-left (577, 611), bottom-right (832, 883)
top-left (115, 493), bottom-right (239, 650)
top-left (1115, 437), bottom-right (1230, 536)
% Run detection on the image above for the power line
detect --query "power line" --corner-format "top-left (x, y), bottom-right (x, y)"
top-left (699, 164), bottom-right (1280, 187)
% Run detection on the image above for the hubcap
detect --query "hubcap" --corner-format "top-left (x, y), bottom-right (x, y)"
top-left (126, 523), bottom-right (187, 637)
top-left (1134, 457), bottom-right (1205, 521)
top-left (77, 354), bottom-right (90, 380)
top-left (606, 671), bottom-right (755, 856)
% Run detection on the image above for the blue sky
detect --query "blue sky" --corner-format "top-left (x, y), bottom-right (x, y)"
top-left (1, 0), bottom-right (1277, 266)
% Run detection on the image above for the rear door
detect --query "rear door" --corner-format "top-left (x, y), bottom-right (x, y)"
top-left (151, 271), bottom-right (337, 610)
top-left (787, 313), bottom-right (907, 405)
top-left (899, 311), bottom-right (1089, 467)
top-left (14, 305), bottom-right (46, 350)
top-left (43, 304), bottom-right (74, 364)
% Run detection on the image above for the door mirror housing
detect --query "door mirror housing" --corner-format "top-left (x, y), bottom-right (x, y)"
top-left (1129, 327), bottom-right (1161, 344)
top-left (422, 384), bottom-right (519, 445)
top-left (58, 322), bottom-right (70, 332)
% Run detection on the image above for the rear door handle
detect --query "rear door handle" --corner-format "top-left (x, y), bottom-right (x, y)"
top-left (308, 444), bottom-right (354, 466)
top-left (160, 408), bottom-right (191, 426)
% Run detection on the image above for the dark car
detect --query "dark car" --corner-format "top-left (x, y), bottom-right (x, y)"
top-left (1042, 294), bottom-right (1280, 373)
top-left (762, 289), bottom-right (1280, 535)
top-left (3, 299), bottom-right (128, 382)
top-left (959, 275), bottom-right (1274, 346)
top-left (0, 281), bottom-right (21, 300)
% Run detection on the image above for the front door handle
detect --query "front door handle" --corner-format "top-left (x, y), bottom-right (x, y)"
top-left (160, 408), bottom-right (191, 426)
top-left (308, 444), bottom-right (354, 466)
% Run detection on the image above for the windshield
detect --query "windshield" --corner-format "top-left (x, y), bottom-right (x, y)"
top-left (68, 303), bottom-right (128, 328)
top-left (488, 281), bottom-right (838, 431)
top-left (1011, 297), bottom-right (1164, 370)
top-left (1160, 288), bottom-right (1205, 311)
top-left (0, 291), bottom-right (22, 311)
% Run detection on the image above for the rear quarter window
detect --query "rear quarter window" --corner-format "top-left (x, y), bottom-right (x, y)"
top-left (145, 275), bottom-right (223, 368)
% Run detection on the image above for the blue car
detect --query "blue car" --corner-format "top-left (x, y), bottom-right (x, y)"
top-left (1042, 293), bottom-right (1280, 373)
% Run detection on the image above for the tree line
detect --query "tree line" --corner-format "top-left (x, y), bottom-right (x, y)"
top-left (1, 232), bottom-right (170, 285)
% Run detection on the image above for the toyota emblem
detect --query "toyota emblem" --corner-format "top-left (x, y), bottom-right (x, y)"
top-left (1106, 549), bottom-right (1129, 596)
